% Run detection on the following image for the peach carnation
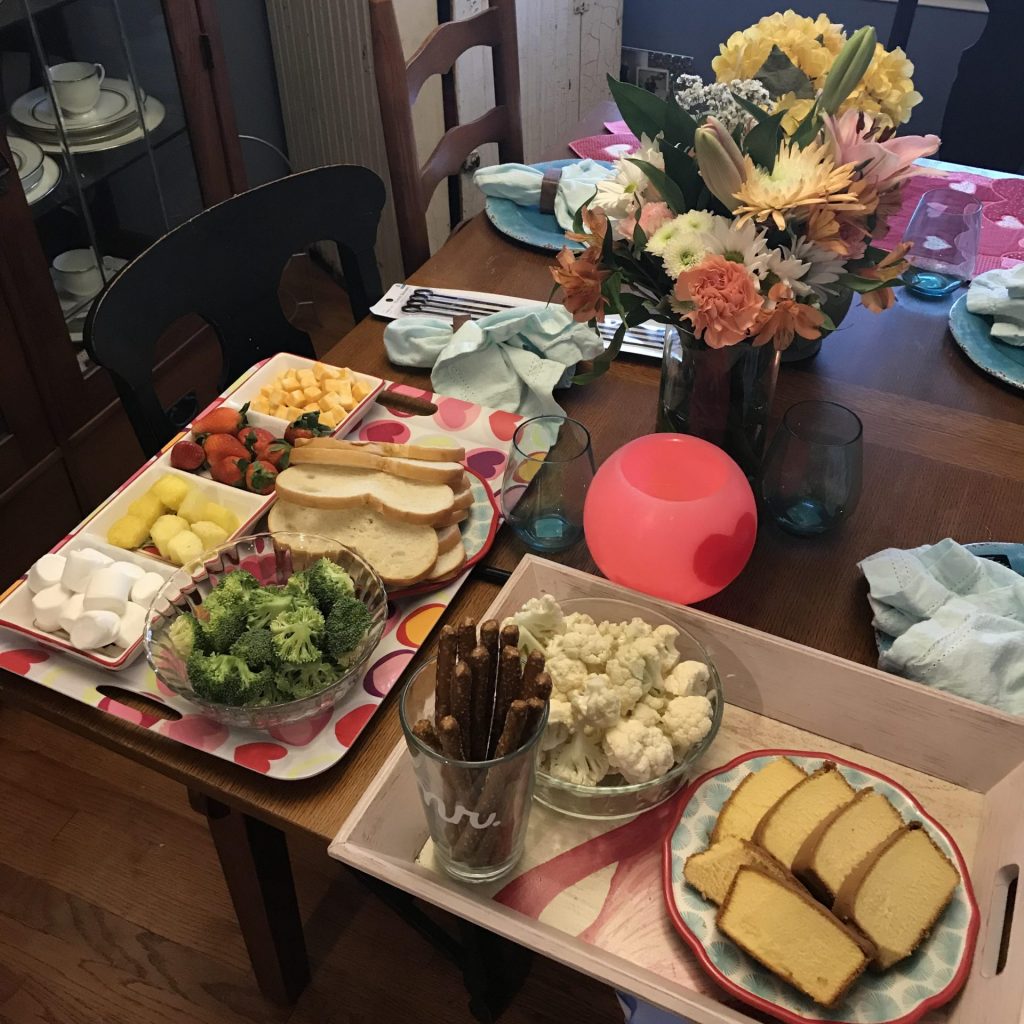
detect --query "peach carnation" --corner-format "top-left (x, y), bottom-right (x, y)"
top-left (673, 255), bottom-right (763, 348)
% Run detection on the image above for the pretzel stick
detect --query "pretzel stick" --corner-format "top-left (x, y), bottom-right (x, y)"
top-left (456, 618), bottom-right (477, 661)
top-left (450, 661), bottom-right (473, 758)
top-left (487, 645), bottom-right (522, 758)
top-left (412, 718), bottom-right (442, 754)
top-left (522, 696), bottom-right (547, 748)
top-left (437, 715), bottom-right (467, 847)
top-left (529, 670), bottom-right (551, 703)
top-left (521, 651), bottom-right (546, 698)
top-left (480, 620), bottom-right (500, 681)
top-left (499, 623), bottom-right (519, 650)
top-left (435, 625), bottom-right (457, 727)
top-left (468, 645), bottom-right (494, 761)
top-left (437, 715), bottom-right (465, 761)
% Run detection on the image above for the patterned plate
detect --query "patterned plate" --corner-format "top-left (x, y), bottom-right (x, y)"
top-left (483, 158), bottom-right (612, 254)
top-left (949, 294), bottom-right (1024, 392)
top-left (663, 750), bottom-right (979, 1024)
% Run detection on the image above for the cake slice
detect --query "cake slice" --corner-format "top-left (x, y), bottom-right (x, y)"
top-left (753, 762), bottom-right (856, 870)
top-left (717, 867), bottom-right (872, 1007)
top-left (684, 836), bottom-right (791, 905)
top-left (711, 757), bottom-right (807, 843)
top-left (793, 788), bottom-right (905, 902)
top-left (833, 823), bottom-right (959, 969)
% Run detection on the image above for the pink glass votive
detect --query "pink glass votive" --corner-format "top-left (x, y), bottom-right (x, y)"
top-left (583, 434), bottom-right (757, 604)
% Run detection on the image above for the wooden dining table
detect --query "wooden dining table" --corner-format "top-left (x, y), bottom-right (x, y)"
top-left (3, 104), bottom-right (1024, 1011)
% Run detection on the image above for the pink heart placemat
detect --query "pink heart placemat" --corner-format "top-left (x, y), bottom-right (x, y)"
top-left (569, 132), bottom-right (639, 161)
top-left (604, 119), bottom-right (632, 135)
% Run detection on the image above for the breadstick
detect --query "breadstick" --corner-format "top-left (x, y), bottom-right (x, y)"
top-left (412, 718), bottom-right (442, 754)
top-left (521, 651), bottom-right (546, 698)
top-left (466, 645), bottom-right (495, 761)
top-left (493, 699), bottom-right (529, 758)
top-left (529, 670), bottom-right (551, 703)
top-left (522, 697), bottom-right (547, 748)
top-left (499, 623), bottom-right (519, 650)
top-left (479, 620), bottom-right (500, 679)
top-left (457, 618), bottom-right (477, 661)
top-left (438, 715), bottom-right (466, 761)
top-left (450, 661), bottom-right (473, 757)
top-left (435, 625), bottom-right (457, 727)
top-left (487, 645), bottom-right (522, 758)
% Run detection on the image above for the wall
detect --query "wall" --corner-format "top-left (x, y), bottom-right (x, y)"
top-left (621, 0), bottom-right (987, 138)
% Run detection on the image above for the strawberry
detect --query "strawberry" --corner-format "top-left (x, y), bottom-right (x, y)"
top-left (256, 439), bottom-right (291, 469)
top-left (284, 411), bottom-right (331, 444)
top-left (237, 425), bottom-right (274, 453)
top-left (244, 459), bottom-right (278, 495)
top-left (202, 433), bottom-right (251, 465)
top-left (193, 402), bottom-right (249, 438)
top-left (209, 457), bottom-right (247, 488)
top-left (170, 440), bottom-right (205, 471)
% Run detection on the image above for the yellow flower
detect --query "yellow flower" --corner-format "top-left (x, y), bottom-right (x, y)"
top-left (773, 93), bottom-right (816, 135)
top-left (733, 141), bottom-right (865, 231)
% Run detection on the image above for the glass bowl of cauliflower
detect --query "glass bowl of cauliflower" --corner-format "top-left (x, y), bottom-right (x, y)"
top-left (505, 594), bottom-right (723, 819)
top-left (145, 532), bottom-right (387, 728)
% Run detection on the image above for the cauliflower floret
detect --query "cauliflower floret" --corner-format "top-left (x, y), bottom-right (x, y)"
top-left (629, 700), bottom-right (661, 728)
top-left (620, 617), bottom-right (654, 641)
top-left (652, 623), bottom-right (681, 674)
top-left (570, 674), bottom-right (621, 733)
top-left (602, 718), bottom-right (675, 784)
top-left (660, 694), bottom-right (713, 759)
top-left (612, 635), bottom-right (663, 693)
top-left (545, 653), bottom-right (588, 700)
top-left (603, 658), bottom-right (644, 712)
top-left (546, 731), bottom-right (609, 786)
top-left (542, 698), bottom-right (573, 751)
top-left (549, 616), bottom-right (614, 668)
top-left (662, 659), bottom-right (710, 697)
top-left (641, 692), bottom-right (667, 714)
top-left (503, 594), bottom-right (565, 655)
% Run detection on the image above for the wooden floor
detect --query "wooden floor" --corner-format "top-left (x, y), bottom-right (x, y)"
top-left (0, 706), bottom-right (625, 1024)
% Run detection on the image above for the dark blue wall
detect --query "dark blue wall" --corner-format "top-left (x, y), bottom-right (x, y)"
top-left (621, 1), bottom-right (986, 138)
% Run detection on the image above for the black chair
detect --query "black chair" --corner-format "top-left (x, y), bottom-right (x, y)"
top-left (887, 0), bottom-right (918, 51)
top-left (85, 164), bottom-right (386, 457)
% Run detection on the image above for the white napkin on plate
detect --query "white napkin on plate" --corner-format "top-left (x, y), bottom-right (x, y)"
top-left (859, 538), bottom-right (1024, 713)
top-left (474, 159), bottom-right (613, 229)
top-left (383, 305), bottom-right (603, 420)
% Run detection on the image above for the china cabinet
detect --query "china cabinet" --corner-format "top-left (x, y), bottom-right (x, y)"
top-left (0, 0), bottom-right (246, 583)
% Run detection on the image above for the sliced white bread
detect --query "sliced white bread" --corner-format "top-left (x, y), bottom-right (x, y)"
top-left (436, 524), bottom-right (462, 555)
top-left (428, 537), bottom-right (467, 580)
top-left (268, 501), bottom-right (439, 587)
top-left (452, 477), bottom-right (474, 510)
top-left (435, 505), bottom-right (469, 528)
top-left (299, 436), bottom-right (467, 463)
top-left (290, 446), bottom-right (464, 485)
top-left (275, 464), bottom-right (455, 525)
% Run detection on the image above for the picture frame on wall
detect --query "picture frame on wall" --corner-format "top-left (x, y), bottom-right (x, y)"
top-left (637, 67), bottom-right (670, 99)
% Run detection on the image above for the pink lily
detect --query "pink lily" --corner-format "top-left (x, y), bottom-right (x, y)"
top-left (823, 110), bottom-right (939, 192)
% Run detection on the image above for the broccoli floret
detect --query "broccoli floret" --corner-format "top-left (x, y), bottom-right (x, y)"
top-left (281, 572), bottom-right (311, 600)
top-left (187, 651), bottom-right (272, 705)
top-left (269, 603), bottom-right (324, 664)
top-left (276, 660), bottom-right (336, 700)
top-left (245, 587), bottom-right (296, 629)
top-left (323, 593), bottom-right (372, 663)
top-left (215, 569), bottom-right (260, 596)
top-left (305, 557), bottom-right (355, 615)
top-left (168, 612), bottom-right (206, 659)
top-left (229, 628), bottom-right (276, 669)
top-left (196, 595), bottom-right (247, 654)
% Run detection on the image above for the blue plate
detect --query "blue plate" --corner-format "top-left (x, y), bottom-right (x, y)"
top-left (483, 158), bottom-right (612, 253)
top-left (948, 294), bottom-right (1024, 392)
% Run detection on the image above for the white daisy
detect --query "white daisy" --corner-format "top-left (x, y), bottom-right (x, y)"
top-left (766, 247), bottom-right (812, 294)
top-left (699, 216), bottom-right (772, 277)
top-left (786, 236), bottom-right (847, 300)
top-left (646, 211), bottom-right (713, 257)
top-left (590, 178), bottom-right (639, 220)
top-left (661, 231), bottom-right (708, 279)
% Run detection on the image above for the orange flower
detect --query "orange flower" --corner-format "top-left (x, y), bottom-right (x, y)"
top-left (565, 204), bottom-right (609, 247)
top-left (753, 282), bottom-right (825, 350)
top-left (550, 246), bottom-right (609, 323)
top-left (673, 255), bottom-right (764, 348)
top-left (857, 242), bottom-right (911, 313)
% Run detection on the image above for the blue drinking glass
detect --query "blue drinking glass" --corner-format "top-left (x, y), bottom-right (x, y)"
top-left (760, 401), bottom-right (863, 537)
top-left (500, 415), bottom-right (594, 552)
top-left (902, 187), bottom-right (982, 299)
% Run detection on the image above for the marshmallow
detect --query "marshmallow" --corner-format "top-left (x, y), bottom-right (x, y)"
top-left (83, 566), bottom-right (134, 615)
top-left (110, 560), bottom-right (146, 582)
top-left (62, 548), bottom-right (113, 593)
top-left (115, 602), bottom-right (148, 649)
top-left (32, 584), bottom-right (70, 632)
top-left (27, 553), bottom-right (67, 594)
top-left (58, 593), bottom-right (85, 634)
top-left (70, 610), bottom-right (120, 650)
top-left (131, 571), bottom-right (165, 607)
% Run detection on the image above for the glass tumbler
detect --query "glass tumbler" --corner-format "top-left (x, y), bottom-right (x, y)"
top-left (902, 187), bottom-right (982, 298)
top-left (760, 401), bottom-right (863, 537)
top-left (500, 415), bottom-right (595, 552)
top-left (399, 659), bottom-right (547, 884)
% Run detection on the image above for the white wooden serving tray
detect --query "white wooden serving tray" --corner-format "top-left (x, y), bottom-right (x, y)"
top-left (331, 556), bottom-right (1024, 1024)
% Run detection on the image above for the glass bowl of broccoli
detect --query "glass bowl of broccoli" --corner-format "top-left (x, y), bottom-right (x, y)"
top-left (143, 532), bottom-right (387, 728)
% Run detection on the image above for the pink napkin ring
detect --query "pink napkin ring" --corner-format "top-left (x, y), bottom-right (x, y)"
top-left (539, 167), bottom-right (562, 214)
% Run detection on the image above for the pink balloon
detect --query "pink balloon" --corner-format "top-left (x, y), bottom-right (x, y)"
top-left (584, 434), bottom-right (756, 604)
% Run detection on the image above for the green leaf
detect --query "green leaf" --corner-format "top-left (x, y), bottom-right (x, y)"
top-left (819, 313), bottom-right (837, 332)
top-left (790, 101), bottom-right (822, 148)
top-left (600, 215), bottom-right (615, 264)
top-left (627, 158), bottom-right (687, 214)
top-left (841, 272), bottom-right (890, 293)
top-left (607, 74), bottom-right (665, 141)
top-left (743, 110), bottom-right (786, 172)
top-left (571, 200), bottom-right (586, 236)
top-left (631, 221), bottom-right (647, 253)
top-left (663, 100), bottom-right (698, 149)
top-left (754, 45), bottom-right (815, 99)
top-left (573, 321), bottom-right (625, 384)
top-left (731, 91), bottom-right (773, 124)
top-left (661, 144), bottom-right (702, 209)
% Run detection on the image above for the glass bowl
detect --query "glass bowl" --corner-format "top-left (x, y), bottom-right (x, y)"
top-left (144, 532), bottom-right (387, 729)
top-left (534, 597), bottom-right (723, 820)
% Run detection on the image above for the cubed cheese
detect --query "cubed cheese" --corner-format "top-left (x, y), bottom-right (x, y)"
top-left (297, 369), bottom-right (316, 387)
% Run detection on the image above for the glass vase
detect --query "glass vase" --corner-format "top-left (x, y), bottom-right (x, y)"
top-left (657, 323), bottom-right (780, 479)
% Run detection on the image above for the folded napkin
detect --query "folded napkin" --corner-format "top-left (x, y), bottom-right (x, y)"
top-left (859, 539), bottom-right (1024, 713)
top-left (384, 305), bottom-right (603, 420)
top-left (473, 159), bottom-right (613, 229)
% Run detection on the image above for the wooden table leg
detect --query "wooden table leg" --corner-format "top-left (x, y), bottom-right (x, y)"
top-left (188, 789), bottom-right (310, 1004)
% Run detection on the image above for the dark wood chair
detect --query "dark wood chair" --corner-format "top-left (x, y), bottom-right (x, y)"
top-left (84, 165), bottom-right (386, 458)
top-left (369, 0), bottom-right (524, 276)
top-left (887, 0), bottom-right (918, 50)
top-left (940, 0), bottom-right (1024, 172)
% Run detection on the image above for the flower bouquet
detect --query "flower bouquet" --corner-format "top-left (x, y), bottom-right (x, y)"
top-left (550, 12), bottom-right (939, 474)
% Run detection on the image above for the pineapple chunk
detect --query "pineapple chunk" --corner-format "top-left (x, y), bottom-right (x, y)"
top-left (337, 367), bottom-right (353, 381)
top-left (302, 384), bottom-right (321, 401)
top-left (259, 384), bottom-right (274, 396)
top-left (273, 405), bottom-right (291, 419)
top-left (107, 515), bottom-right (149, 550)
top-left (318, 408), bottom-right (340, 429)
top-left (191, 520), bottom-right (229, 550)
top-left (297, 369), bottom-right (316, 388)
top-left (151, 514), bottom-right (189, 558)
top-left (127, 493), bottom-right (164, 529)
top-left (282, 405), bottom-right (303, 421)
top-left (167, 530), bottom-right (204, 567)
top-left (323, 379), bottom-right (345, 394)
top-left (203, 503), bottom-right (240, 535)
top-left (268, 389), bottom-right (286, 406)
top-left (288, 389), bottom-right (306, 405)
top-left (177, 489), bottom-right (209, 524)
top-left (352, 380), bottom-right (371, 401)
top-left (318, 365), bottom-right (342, 380)
top-left (319, 392), bottom-right (342, 412)
top-left (150, 474), bottom-right (192, 511)
top-left (280, 373), bottom-right (300, 390)
top-left (312, 362), bottom-right (328, 380)
top-left (251, 397), bottom-right (271, 414)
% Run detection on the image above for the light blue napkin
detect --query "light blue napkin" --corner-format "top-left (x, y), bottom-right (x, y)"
top-left (859, 539), bottom-right (1024, 713)
top-left (384, 305), bottom-right (603, 420)
top-left (473, 159), bottom-right (613, 229)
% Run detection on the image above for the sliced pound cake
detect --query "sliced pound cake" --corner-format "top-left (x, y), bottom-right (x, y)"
top-left (684, 836), bottom-right (790, 905)
top-left (793, 787), bottom-right (905, 902)
top-left (711, 757), bottom-right (807, 843)
top-left (833, 823), bottom-right (959, 969)
top-left (754, 762), bottom-right (856, 870)
top-left (717, 867), bottom-right (872, 1007)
